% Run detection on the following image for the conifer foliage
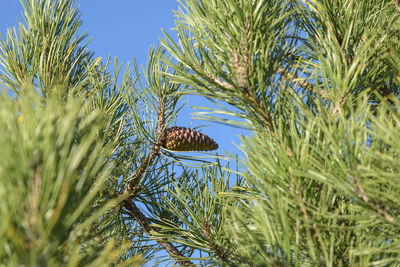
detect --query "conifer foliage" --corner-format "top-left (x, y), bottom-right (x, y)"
top-left (1, 0), bottom-right (400, 266)
top-left (161, 0), bottom-right (400, 265)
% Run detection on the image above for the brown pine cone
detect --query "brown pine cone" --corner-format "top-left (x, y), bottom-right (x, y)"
top-left (162, 126), bottom-right (218, 151)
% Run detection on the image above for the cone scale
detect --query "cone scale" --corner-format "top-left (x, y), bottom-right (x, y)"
top-left (162, 127), bottom-right (218, 152)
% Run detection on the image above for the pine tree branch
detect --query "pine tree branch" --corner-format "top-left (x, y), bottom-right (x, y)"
top-left (276, 67), bottom-right (328, 98)
top-left (350, 175), bottom-right (398, 226)
top-left (226, 24), bottom-right (274, 133)
top-left (201, 65), bottom-right (274, 132)
top-left (202, 219), bottom-right (252, 266)
top-left (124, 101), bottom-right (165, 193)
top-left (202, 69), bottom-right (235, 90)
top-left (118, 98), bottom-right (193, 265)
top-left (123, 200), bottom-right (194, 266)
top-left (376, 83), bottom-right (397, 104)
top-left (290, 171), bottom-right (325, 263)
top-left (27, 152), bottom-right (43, 247)
top-left (395, 0), bottom-right (400, 14)
top-left (124, 144), bottom-right (161, 193)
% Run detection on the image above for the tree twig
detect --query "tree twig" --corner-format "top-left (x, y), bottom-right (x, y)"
top-left (226, 23), bottom-right (275, 133)
top-left (124, 200), bottom-right (194, 266)
top-left (124, 102), bottom-right (165, 194)
top-left (119, 98), bottom-right (194, 266)
top-left (276, 67), bottom-right (328, 98)
top-left (395, 0), bottom-right (400, 14)
top-left (202, 219), bottom-right (252, 266)
top-left (124, 144), bottom-right (161, 194)
top-left (350, 175), bottom-right (397, 225)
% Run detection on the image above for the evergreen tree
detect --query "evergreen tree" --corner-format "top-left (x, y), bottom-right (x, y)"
top-left (1, 0), bottom-right (399, 266)
top-left (161, 0), bottom-right (400, 265)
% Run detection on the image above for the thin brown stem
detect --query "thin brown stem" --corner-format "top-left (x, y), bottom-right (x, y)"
top-left (228, 25), bottom-right (274, 133)
top-left (202, 219), bottom-right (252, 266)
top-left (201, 65), bottom-right (274, 133)
top-left (289, 170), bottom-right (325, 264)
top-left (377, 83), bottom-right (396, 104)
top-left (28, 152), bottom-right (43, 247)
top-left (118, 98), bottom-right (193, 265)
top-left (350, 175), bottom-right (397, 226)
top-left (395, 0), bottom-right (400, 14)
top-left (124, 100), bottom-right (165, 193)
top-left (204, 71), bottom-right (235, 91)
top-left (124, 144), bottom-right (161, 194)
top-left (124, 200), bottom-right (194, 266)
top-left (276, 67), bottom-right (328, 98)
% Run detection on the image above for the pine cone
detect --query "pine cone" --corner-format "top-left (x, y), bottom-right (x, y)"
top-left (162, 126), bottom-right (218, 151)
